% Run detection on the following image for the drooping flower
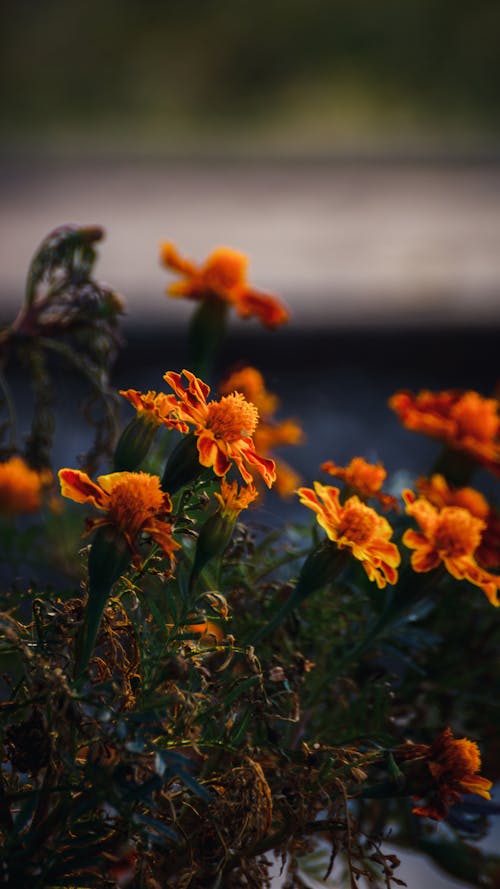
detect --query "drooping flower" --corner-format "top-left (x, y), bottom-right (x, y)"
top-left (0, 456), bottom-right (52, 516)
top-left (402, 489), bottom-right (500, 606)
top-left (220, 366), bottom-right (303, 497)
top-left (297, 482), bottom-right (400, 588)
top-left (160, 242), bottom-right (289, 329)
top-left (321, 457), bottom-right (397, 511)
top-left (401, 727), bottom-right (492, 821)
top-left (58, 469), bottom-right (179, 568)
top-left (163, 369), bottom-right (276, 488)
top-left (416, 474), bottom-right (500, 569)
top-left (389, 389), bottom-right (500, 471)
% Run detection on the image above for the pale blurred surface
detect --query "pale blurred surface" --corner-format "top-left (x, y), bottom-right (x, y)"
top-left (1, 157), bottom-right (500, 329)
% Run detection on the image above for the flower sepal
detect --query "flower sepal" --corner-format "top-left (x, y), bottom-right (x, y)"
top-left (76, 526), bottom-right (131, 676)
top-left (162, 433), bottom-right (204, 494)
top-left (189, 510), bottom-right (235, 592)
top-left (113, 415), bottom-right (159, 472)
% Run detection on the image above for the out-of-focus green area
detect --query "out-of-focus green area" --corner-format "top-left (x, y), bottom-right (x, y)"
top-left (2, 0), bottom-right (500, 152)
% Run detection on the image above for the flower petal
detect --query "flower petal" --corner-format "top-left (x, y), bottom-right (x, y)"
top-left (58, 469), bottom-right (108, 509)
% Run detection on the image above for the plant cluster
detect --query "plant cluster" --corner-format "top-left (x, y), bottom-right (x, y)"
top-left (0, 228), bottom-right (499, 888)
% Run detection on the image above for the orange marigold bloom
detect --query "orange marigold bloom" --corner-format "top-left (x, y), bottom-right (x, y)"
top-left (416, 474), bottom-right (500, 570)
top-left (0, 456), bottom-right (52, 515)
top-left (321, 457), bottom-right (397, 511)
top-left (161, 242), bottom-right (289, 329)
top-left (119, 388), bottom-right (186, 429)
top-left (164, 369), bottom-right (276, 488)
top-left (389, 389), bottom-right (500, 469)
top-left (297, 482), bottom-right (400, 588)
top-left (411, 727), bottom-right (492, 820)
top-left (58, 469), bottom-right (179, 567)
top-left (402, 490), bottom-right (500, 606)
top-left (220, 366), bottom-right (303, 497)
top-left (214, 477), bottom-right (259, 519)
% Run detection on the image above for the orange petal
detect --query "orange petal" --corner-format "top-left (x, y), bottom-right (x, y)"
top-left (58, 469), bottom-right (108, 509)
top-left (235, 288), bottom-right (289, 328)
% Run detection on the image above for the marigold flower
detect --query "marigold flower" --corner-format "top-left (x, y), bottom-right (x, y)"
top-left (402, 490), bottom-right (500, 606)
top-left (389, 389), bottom-right (500, 470)
top-left (214, 477), bottom-right (259, 519)
top-left (416, 474), bottom-right (500, 569)
top-left (298, 482), bottom-right (400, 588)
top-left (321, 457), bottom-right (397, 511)
top-left (161, 242), bottom-right (289, 328)
top-left (220, 366), bottom-right (303, 496)
top-left (163, 369), bottom-right (276, 488)
top-left (407, 727), bottom-right (492, 820)
top-left (120, 388), bottom-right (186, 429)
top-left (58, 469), bottom-right (179, 567)
top-left (0, 456), bottom-right (52, 515)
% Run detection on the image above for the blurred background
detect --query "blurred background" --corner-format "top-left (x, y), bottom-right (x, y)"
top-left (1, 4), bottom-right (499, 884)
top-left (1, 0), bottom-right (500, 329)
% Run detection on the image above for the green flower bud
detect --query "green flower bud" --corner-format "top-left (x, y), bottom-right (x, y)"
top-left (161, 432), bottom-right (203, 494)
top-left (113, 415), bottom-right (158, 471)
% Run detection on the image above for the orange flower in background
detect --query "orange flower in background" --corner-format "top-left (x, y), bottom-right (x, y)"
top-left (402, 490), bottom-right (500, 606)
top-left (58, 469), bottom-right (179, 567)
top-left (163, 370), bottom-right (276, 487)
top-left (409, 727), bottom-right (492, 820)
top-left (220, 366), bottom-right (279, 417)
top-left (298, 482), bottom-right (400, 588)
top-left (0, 456), bottom-right (52, 515)
top-left (321, 457), bottom-right (398, 511)
top-left (119, 388), bottom-right (187, 429)
top-left (389, 389), bottom-right (500, 470)
top-left (161, 242), bottom-right (289, 329)
top-left (220, 366), bottom-right (303, 497)
top-left (416, 474), bottom-right (500, 569)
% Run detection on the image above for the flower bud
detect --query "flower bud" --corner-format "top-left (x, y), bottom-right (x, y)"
top-left (76, 526), bottom-right (131, 675)
top-left (190, 508), bottom-right (235, 590)
top-left (113, 415), bottom-right (158, 471)
top-left (161, 432), bottom-right (203, 493)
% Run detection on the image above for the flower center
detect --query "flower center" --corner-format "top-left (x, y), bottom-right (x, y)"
top-left (338, 502), bottom-right (375, 545)
top-left (434, 507), bottom-right (482, 558)
top-left (109, 474), bottom-right (166, 535)
top-left (206, 394), bottom-right (258, 442)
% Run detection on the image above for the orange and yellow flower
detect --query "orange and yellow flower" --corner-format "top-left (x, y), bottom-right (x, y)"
top-left (161, 242), bottom-right (289, 329)
top-left (119, 388), bottom-right (186, 429)
top-left (220, 366), bottom-right (303, 497)
top-left (402, 490), bottom-right (500, 606)
top-left (163, 369), bottom-right (276, 488)
top-left (0, 456), bottom-right (52, 516)
top-left (297, 482), bottom-right (400, 588)
top-left (406, 727), bottom-right (492, 821)
top-left (389, 389), bottom-right (500, 470)
top-left (321, 457), bottom-right (397, 511)
top-left (58, 469), bottom-right (179, 568)
top-left (214, 477), bottom-right (259, 519)
top-left (416, 474), bottom-right (500, 570)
